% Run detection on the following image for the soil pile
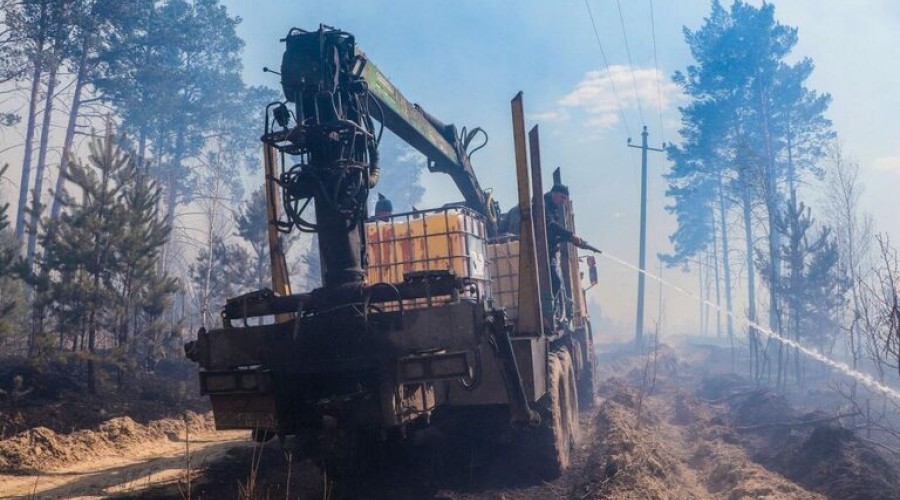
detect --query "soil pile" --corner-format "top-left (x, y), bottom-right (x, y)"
top-left (0, 358), bottom-right (209, 438)
top-left (776, 425), bottom-right (900, 498)
top-left (0, 411), bottom-right (213, 472)
top-left (576, 394), bottom-right (698, 499)
top-left (575, 383), bottom-right (822, 500)
top-left (708, 382), bottom-right (900, 499)
top-left (729, 390), bottom-right (795, 427)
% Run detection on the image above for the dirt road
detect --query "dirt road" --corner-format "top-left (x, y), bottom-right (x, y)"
top-left (0, 426), bottom-right (247, 499)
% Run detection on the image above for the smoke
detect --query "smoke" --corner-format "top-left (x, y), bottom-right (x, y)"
top-left (599, 251), bottom-right (900, 402)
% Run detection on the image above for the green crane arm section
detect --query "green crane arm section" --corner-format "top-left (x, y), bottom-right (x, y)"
top-left (358, 50), bottom-right (493, 229)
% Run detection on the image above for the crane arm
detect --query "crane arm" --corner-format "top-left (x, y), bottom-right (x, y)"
top-left (358, 49), bottom-right (494, 227)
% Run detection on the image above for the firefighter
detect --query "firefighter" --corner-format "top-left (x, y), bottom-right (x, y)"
top-left (545, 185), bottom-right (602, 319)
top-left (373, 193), bottom-right (393, 219)
top-left (544, 184), bottom-right (579, 324)
top-left (503, 183), bottom-right (600, 325)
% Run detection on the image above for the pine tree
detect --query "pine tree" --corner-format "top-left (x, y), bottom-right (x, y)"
top-left (672, 1), bottom-right (834, 380)
top-left (93, 0), bottom-right (247, 230)
top-left (41, 129), bottom-right (176, 392)
top-left (24, 0), bottom-right (82, 269)
top-left (190, 240), bottom-right (254, 327)
top-left (758, 197), bottom-right (848, 386)
top-left (0, 164), bottom-right (26, 348)
top-left (0, 0), bottom-right (24, 127)
top-left (48, 0), bottom-right (150, 224)
top-left (114, 165), bottom-right (176, 380)
top-left (43, 130), bottom-right (129, 392)
top-left (235, 186), bottom-right (270, 290)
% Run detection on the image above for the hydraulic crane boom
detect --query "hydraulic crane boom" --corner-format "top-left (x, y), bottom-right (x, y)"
top-left (358, 50), bottom-right (494, 227)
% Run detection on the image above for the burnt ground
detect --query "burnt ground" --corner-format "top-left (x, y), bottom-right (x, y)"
top-left (2, 341), bottom-right (899, 499)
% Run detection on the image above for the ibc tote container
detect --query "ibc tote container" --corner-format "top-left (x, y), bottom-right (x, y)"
top-left (365, 207), bottom-right (489, 309)
top-left (486, 237), bottom-right (520, 320)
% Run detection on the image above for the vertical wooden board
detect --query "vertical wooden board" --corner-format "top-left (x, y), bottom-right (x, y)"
top-left (263, 144), bottom-right (293, 323)
top-left (566, 199), bottom-right (587, 323)
top-left (511, 93), bottom-right (543, 335)
top-left (528, 126), bottom-right (554, 328)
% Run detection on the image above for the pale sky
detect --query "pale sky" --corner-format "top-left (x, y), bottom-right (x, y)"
top-left (2, 0), bottom-right (899, 341)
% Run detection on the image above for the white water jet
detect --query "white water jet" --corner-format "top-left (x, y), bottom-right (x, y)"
top-left (598, 251), bottom-right (900, 402)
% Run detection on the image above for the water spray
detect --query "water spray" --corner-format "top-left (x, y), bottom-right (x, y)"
top-left (597, 251), bottom-right (900, 402)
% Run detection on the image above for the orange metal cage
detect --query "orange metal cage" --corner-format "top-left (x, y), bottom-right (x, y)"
top-left (365, 206), bottom-right (489, 310)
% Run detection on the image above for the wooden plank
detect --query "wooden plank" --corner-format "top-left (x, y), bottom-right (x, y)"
top-left (528, 125), bottom-right (554, 329)
top-left (510, 93), bottom-right (543, 336)
top-left (263, 144), bottom-right (294, 323)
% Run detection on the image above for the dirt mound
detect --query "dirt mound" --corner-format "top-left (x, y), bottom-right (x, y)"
top-left (573, 372), bottom-right (828, 500)
top-left (671, 390), bottom-right (715, 426)
top-left (0, 411), bottom-right (213, 472)
top-left (598, 378), bottom-right (639, 407)
top-left (0, 357), bottom-right (210, 441)
top-left (773, 425), bottom-right (900, 499)
top-left (714, 387), bottom-right (899, 499)
top-left (704, 453), bottom-right (819, 500)
top-left (575, 395), bottom-right (700, 499)
top-left (729, 390), bottom-right (795, 427)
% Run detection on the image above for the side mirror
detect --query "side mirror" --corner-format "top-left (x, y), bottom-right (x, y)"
top-left (587, 256), bottom-right (598, 287)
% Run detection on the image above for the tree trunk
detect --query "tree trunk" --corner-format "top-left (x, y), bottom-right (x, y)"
top-left (26, 62), bottom-right (59, 269)
top-left (16, 61), bottom-right (44, 247)
top-left (768, 200), bottom-right (783, 389)
top-left (49, 39), bottom-right (88, 223)
top-left (758, 87), bottom-right (784, 387)
top-left (138, 129), bottom-right (147, 165)
top-left (199, 173), bottom-right (222, 328)
top-left (704, 251), bottom-right (712, 335)
top-left (712, 213), bottom-right (722, 338)
top-left (717, 172), bottom-right (735, 339)
top-left (15, 0), bottom-right (49, 246)
top-left (742, 188), bottom-right (760, 380)
top-left (87, 307), bottom-right (97, 394)
top-left (162, 129), bottom-right (185, 274)
top-left (116, 270), bottom-right (134, 390)
top-left (786, 134), bottom-right (803, 386)
top-left (697, 253), bottom-right (706, 337)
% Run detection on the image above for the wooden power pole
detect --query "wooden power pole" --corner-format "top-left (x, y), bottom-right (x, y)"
top-left (628, 126), bottom-right (664, 345)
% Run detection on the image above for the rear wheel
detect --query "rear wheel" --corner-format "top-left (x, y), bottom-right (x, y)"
top-left (532, 349), bottom-right (577, 478)
top-left (576, 328), bottom-right (598, 409)
top-left (559, 349), bottom-right (581, 445)
top-left (577, 346), bottom-right (597, 409)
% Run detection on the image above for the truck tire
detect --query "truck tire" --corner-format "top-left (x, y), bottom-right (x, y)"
top-left (559, 349), bottom-right (581, 444)
top-left (577, 342), bottom-right (597, 409)
top-left (533, 351), bottom-right (573, 478)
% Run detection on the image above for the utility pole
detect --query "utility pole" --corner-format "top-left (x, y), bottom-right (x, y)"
top-left (628, 126), bottom-right (664, 345)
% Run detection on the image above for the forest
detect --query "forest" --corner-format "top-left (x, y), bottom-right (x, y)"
top-left (661, 0), bottom-right (900, 445)
top-left (0, 1), bottom-right (899, 498)
top-left (0, 0), bottom-right (897, 464)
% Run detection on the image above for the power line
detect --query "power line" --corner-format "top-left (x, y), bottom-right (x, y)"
top-left (583, 0), bottom-right (633, 139)
top-left (614, 0), bottom-right (646, 126)
top-left (648, 0), bottom-right (666, 143)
